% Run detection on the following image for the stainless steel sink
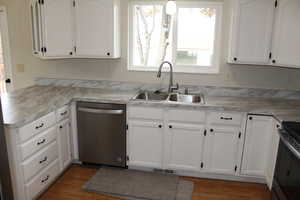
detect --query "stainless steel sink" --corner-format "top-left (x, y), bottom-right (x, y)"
top-left (133, 91), bottom-right (205, 104)
top-left (133, 91), bottom-right (169, 101)
top-left (168, 93), bottom-right (205, 104)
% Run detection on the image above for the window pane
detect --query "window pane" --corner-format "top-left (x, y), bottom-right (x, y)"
top-left (132, 5), bottom-right (173, 67)
top-left (176, 8), bottom-right (216, 66)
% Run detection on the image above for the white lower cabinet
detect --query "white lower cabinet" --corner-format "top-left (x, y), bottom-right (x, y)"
top-left (241, 115), bottom-right (274, 177)
top-left (7, 105), bottom-right (72, 200)
top-left (205, 126), bottom-right (241, 175)
top-left (58, 118), bottom-right (72, 170)
top-left (128, 120), bottom-right (164, 168)
top-left (164, 123), bottom-right (205, 172)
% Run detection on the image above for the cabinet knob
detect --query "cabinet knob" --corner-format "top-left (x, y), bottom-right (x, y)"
top-left (249, 117), bottom-right (253, 120)
top-left (5, 79), bottom-right (11, 83)
top-left (107, 52), bottom-right (111, 56)
top-left (210, 129), bottom-right (214, 132)
top-left (69, 52), bottom-right (73, 55)
top-left (272, 60), bottom-right (276, 64)
top-left (233, 57), bottom-right (237, 62)
top-left (59, 125), bottom-right (63, 129)
top-left (158, 125), bottom-right (162, 128)
top-left (169, 125), bottom-right (173, 129)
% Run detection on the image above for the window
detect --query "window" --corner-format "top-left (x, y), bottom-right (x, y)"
top-left (128, 1), bottom-right (223, 73)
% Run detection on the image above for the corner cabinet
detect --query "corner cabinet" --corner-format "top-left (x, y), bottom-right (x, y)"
top-left (229, 0), bottom-right (300, 68)
top-left (30, 0), bottom-right (120, 59)
top-left (229, 0), bottom-right (275, 65)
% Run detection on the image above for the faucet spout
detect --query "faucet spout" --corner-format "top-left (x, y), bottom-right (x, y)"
top-left (157, 61), bottom-right (178, 93)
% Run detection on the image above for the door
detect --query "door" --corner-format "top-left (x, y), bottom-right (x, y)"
top-left (229, 0), bottom-right (275, 64)
top-left (58, 119), bottom-right (71, 170)
top-left (0, 7), bottom-right (13, 93)
top-left (128, 120), bottom-right (164, 168)
top-left (205, 126), bottom-right (240, 175)
top-left (75, 0), bottom-right (113, 57)
top-left (266, 120), bottom-right (280, 189)
top-left (242, 115), bottom-right (273, 177)
top-left (164, 123), bottom-right (205, 172)
top-left (271, 0), bottom-right (300, 68)
top-left (41, 0), bottom-right (74, 57)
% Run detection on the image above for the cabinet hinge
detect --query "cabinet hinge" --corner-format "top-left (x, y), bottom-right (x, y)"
top-left (38, 0), bottom-right (44, 5)
top-left (200, 162), bottom-right (204, 169)
top-left (269, 52), bottom-right (272, 59)
top-left (73, 0), bottom-right (76, 7)
top-left (234, 165), bottom-right (238, 172)
top-left (204, 129), bottom-right (207, 136)
top-left (275, 0), bottom-right (278, 8)
top-left (126, 155), bottom-right (129, 161)
top-left (41, 47), bottom-right (47, 53)
top-left (238, 132), bottom-right (241, 139)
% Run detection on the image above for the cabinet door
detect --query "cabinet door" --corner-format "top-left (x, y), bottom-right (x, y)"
top-left (164, 123), bottom-right (205, 172)
top-left (75, 0), bottom-right (113, 57)
top-left (271, 0), bottom-right (300, 68)
top-left (205, 127), bottom-right (241, 175)
top-left (265, 120), bottom-right (280, 189)
top-left (41, 0), bottom-right (74, 57)
top-left (30, 0), bottom-right (43, 56)
top-left (242, 115), bottom-right (273, 177)
top-left (58, 119), bottom-right (72, 170)
top-left (229, 0), bottom-right (275, 64)
top-left (128, 120), bottom-right (164, 168)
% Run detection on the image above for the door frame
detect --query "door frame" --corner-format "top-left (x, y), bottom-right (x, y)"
top-left (0, 6), bottom-right (13, 92)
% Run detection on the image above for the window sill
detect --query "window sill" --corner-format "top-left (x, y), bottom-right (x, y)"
top-left (128, 65), bottom-right (220, 74)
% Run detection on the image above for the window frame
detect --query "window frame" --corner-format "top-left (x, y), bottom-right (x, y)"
top-left (128, 1), bottom-right (223, 74)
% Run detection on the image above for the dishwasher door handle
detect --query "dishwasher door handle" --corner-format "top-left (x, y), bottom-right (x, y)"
top-left (78, 107), bottom-right (124, 115)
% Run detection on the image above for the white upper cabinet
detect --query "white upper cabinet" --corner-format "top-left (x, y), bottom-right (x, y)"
top-left (30, 0), bottom-right (120, 59)
top-left (41, 0), bottom-right (74, 57)
top-left (205, 126), bottom-right (241, 175)
top-left (241, 115), bottom-right (273, 177)
top-left (229, 0), bottom-right (275, 64)
top-left (271, 0), bottom-right (300, 68)
top-left (75, 0), bottom-right (120, 58)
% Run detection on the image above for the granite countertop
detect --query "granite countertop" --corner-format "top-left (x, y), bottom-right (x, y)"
top-left (2, 85), bottom-right (300, 128)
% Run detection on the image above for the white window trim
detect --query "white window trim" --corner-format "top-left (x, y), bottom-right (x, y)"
top-left (0, 7), bottom-right (14, 92)
top-left (128, 1), bottom-right (223, 74)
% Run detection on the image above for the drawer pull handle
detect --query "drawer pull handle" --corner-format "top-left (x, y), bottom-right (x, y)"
top-left (220, 117), bottom-right (232, 120)
top-left (41, 175), bottom-right (50, 183)
top-left (37, 139), bottom-right (46, 145)
top-left (39, 156), bottom-right (48, 164)
top-left (60, 111), bottom-right (68, 116)
top-left (35, 123), bottom-right (44, 129)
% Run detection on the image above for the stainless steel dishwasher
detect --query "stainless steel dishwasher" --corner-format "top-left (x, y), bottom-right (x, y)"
top-left (77, 102), bottom-right (126, 167)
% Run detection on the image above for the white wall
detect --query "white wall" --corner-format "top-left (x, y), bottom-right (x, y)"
top-left (1, 0), bottom-right (300, 90)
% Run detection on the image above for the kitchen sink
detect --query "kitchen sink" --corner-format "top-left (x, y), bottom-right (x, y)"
top-left (133, 91), bottom-right (169, 101)
top-left (133, 91), bottom-right (205, 104)
top-left (168, 93), bottom-right (204, 104)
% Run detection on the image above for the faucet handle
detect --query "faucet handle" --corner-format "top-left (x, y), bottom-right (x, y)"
top-left (170, 83), bottom-right (179, 93)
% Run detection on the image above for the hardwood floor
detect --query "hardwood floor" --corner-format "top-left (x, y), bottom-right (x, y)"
top-left (38, 165), bottom-right (271, 200)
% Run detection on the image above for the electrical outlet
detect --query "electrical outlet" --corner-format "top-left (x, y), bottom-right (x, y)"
top-left (16, 64), bottom-right (25, 73)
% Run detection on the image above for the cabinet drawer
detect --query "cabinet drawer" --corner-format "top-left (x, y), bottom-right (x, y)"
top-left (128, 106), bottom-right (163, 120)
top-left (22, 141), bottom-right (58, 183)
top-left (20, 126), bottom-right (57, 161)
top-left (168, 109), bottom-right (205, 123)
top-left (26, 159), bottom-right (59, 200)
top-left (19, 112), bottom-right (56, 143)
top-left (208, 112), bottom-right (243, 126)
top-left (56, 105), bottom-right (70, 122)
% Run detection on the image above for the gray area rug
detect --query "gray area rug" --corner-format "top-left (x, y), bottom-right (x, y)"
top-left (83, 168), bottom-right (194, 200)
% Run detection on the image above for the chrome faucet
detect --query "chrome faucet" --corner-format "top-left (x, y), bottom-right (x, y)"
top-left (157, 61), bottom-right (179, 93)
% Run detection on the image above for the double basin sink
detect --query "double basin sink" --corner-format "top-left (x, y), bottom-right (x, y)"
top-left (132, 91), bottom-right (205, 104)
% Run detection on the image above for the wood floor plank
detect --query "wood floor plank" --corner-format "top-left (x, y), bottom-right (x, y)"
top-left (38, 165), bottom-right (271, 200)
